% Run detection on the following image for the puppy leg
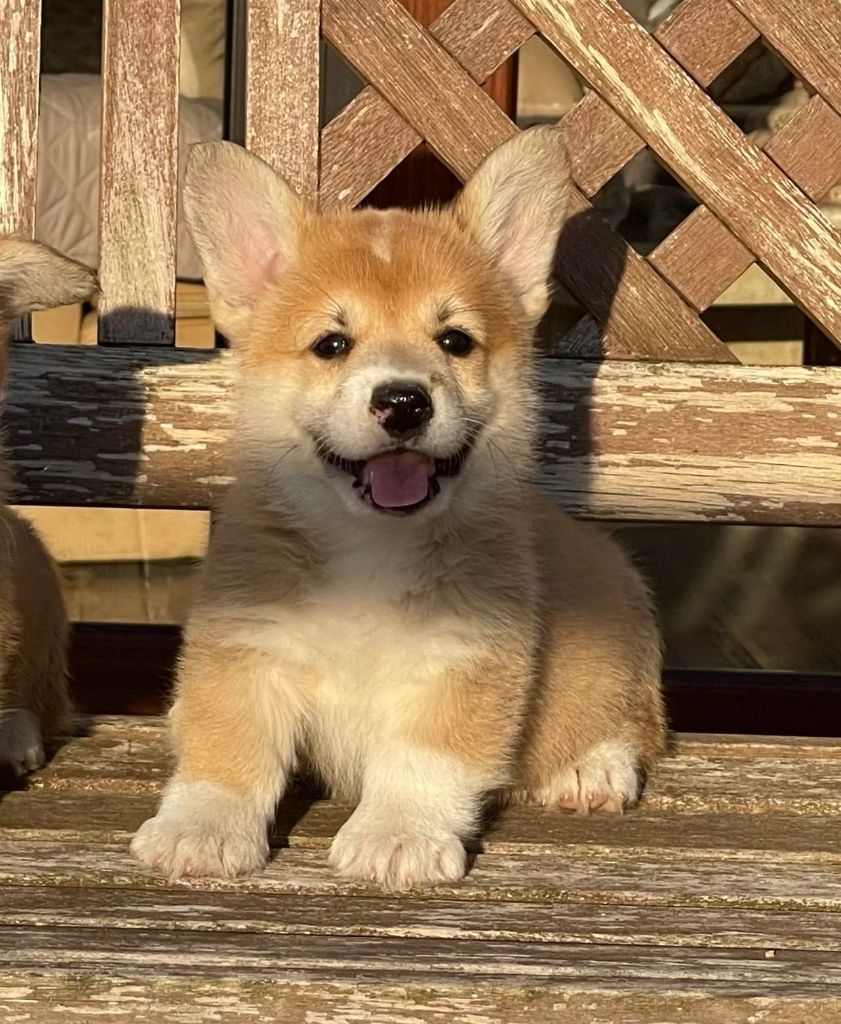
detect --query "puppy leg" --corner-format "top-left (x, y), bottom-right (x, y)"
top-left (329, 656), bottom-right (529, 890)
top-left (131, 637), bottom-right (303, 880)
top-left (0, 510), bottom-right (70, 778)
top-left (513, 500), bottom-right (665, 812)
top-left (328, 743), bottom-right (477, 889)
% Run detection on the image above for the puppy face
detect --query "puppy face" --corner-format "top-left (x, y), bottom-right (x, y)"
top-left (0, 239), bottom-right (97, 379)
top-left (184, 130), bottom-right (570, 524)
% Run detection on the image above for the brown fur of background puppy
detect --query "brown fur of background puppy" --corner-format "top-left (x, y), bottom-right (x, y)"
top-left (0, 239), bottom-right (96, 777)
top-left (132, 128), bottom-right (666, 889)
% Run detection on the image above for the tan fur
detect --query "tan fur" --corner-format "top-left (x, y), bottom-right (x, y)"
top-left (0, 239), bottom-right (96, 775)
top-left (132, 129), bottom-right (666, 888)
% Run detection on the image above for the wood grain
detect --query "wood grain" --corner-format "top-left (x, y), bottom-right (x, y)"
top-left (764, 95), bottom-right (841, 203)
top-left (323, 0), bottom-right (514, 182)
top-left (0, 0), bottom-right (40, 239)
top-left (7, 345), bottom-right (841, 523)
top-left (563, 90), bottom-right (645, 198)
top-left (516, 0), bottom-right (841, 345)
top-left (649, 206), bottom-right (755, 312)
top-left (3, 885), bottom-right (841, 952)
top-left (324, 0), bottom-right (729, 360)
top-left (245, 0), bottom-right (319, 199)
top-left (321, 0), bottom-right (532, 209)
top-left (730, 0), bottom-right (841, 117)
top-left (0, 0), bottom-right (41, 341)
top-left (560, 189), bottom-right (735, 356)
top-left (0, 974), bottom-right (839, 1024)
top-left (4, 717), bottom-right (841, 1019)
top-left (6, 837), bottom-right (841, 910)
top-left (655, 0), bottom-right (759, 88)
top-left (98, 0), bottom-right (180, 345)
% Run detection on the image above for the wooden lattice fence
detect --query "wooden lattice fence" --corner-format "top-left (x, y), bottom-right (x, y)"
top-left (1, 0), bottom-right (841, 524)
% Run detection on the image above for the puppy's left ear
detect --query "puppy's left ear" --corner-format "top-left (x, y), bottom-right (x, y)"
top-left (453, 127), bottom-right (571, 324)
top-left (0, 240), bottom-right (98, 317)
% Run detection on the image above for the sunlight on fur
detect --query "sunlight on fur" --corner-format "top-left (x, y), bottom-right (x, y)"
top-left (131, 128), bottom-right (666, 891)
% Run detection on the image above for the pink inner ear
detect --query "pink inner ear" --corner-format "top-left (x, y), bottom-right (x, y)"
top-left (233, 219), bottom-right (285, 300)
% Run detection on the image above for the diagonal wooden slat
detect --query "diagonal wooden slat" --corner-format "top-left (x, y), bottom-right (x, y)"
top-left (763, 94), bottom-right (841, 204)
top-left (651, 94), bottom-right (841, 312)
top-left (323, 0), bottom-right (731, 361)
top-left (649, 208), bottom-right (754, 313)
top-left (563, 0), bottom-right (759, 199)
top-left (655, 0), bottom-right (759, 88)
top-left (98, 0), bottom-right (180, 345)
top-left (323, 0), bottom-right (514, 182)
top-left (560, 190), bottom-right (735, 360)
top-left (516, 0), bottom-right (841, 346)
top-left (320, 0), bottom-right (532, 210)
top-left (245, 0), bottom-right (319, 199)
top-left (562, 91), bottom-right (644, 199)
top-left (730, 0), bottom-right (841, 119)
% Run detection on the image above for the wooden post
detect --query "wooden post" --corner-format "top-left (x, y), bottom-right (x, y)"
top-left (98, 0), bottom-right (181, 344)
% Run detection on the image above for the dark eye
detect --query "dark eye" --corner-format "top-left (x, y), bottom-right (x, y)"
top-left (437, 329), bottom-right (474, 357)
top-left (311, 333), bottom-right (352, 359)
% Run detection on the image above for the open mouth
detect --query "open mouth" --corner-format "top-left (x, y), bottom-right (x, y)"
top-left (321, 444), bottom-right (471, 515)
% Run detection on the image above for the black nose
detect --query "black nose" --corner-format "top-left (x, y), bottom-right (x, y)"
top-left (370, 382), bottom-right (433, 439)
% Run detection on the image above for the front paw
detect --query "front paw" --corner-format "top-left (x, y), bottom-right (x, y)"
top-left (328, 814), bottom-right (467, 890)
top-left (0, 710), bottom-right (45, 778)
top-left (130, 781), bottom-right (269, 880)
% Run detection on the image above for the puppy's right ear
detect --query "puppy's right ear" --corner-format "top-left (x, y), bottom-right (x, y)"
top-left (183, 141), bottom-right (309, 341)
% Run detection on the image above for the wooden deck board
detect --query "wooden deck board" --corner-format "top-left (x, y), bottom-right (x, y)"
top-left (2, 717), bottom-right (841, 1021)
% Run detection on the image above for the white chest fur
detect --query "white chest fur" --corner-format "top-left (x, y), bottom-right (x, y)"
top-left (208, 539), bottom-right (482, 795)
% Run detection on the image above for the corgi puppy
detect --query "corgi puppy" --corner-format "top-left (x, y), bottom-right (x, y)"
top-left (0, 239), bottom-right (96, 777)
top-left (132, 128), bottom-right (665, 889)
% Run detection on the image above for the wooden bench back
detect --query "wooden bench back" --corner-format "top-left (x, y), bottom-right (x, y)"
top-left (1, 0), bottom-right (840, 525)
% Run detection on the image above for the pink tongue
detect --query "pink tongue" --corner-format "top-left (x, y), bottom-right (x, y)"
top-left (364, 451), bottom-right (434, 509)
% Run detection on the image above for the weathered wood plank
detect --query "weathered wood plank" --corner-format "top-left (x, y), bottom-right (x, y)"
top-left (98, 0), bottom-right (180, 344)
top-left (323, 0), bottom-right (513, 183)
top-left (649, 207), bottom-right (754, 312)
top-left (320, 0), bottom-right (531, 209)
top-left (655, 0), bottom-right (759, 87)
top-left (324, 0), bottom-right (728, 362)
top-left (4, 921), bottom-right (841, 993)
top-left (7, 787), bottom-right (841, 862)
top-left (764, 95), bottom-right (841, 203)
top-left (5, 346), bottom-right (841, 523)
top-left (730, 0), bottom-right (841, 118)
top-left (3, 885), bottom-right (841, 952)
top-left (245, 0), bottom-right (319, 199)
top-left (49, 716), bottom-right (841, 759)
top-left (22, 749), bottom-right (841, 817)
top-left (517, 0), bottom-right (841, 346)
top-left (0, 0), bottom-right (40, 239)
top-left (1, 974), bottom-right (839, 1024)
top-left (5, 840), bottom-right (841, 911)
top-left (561, 189), bottom-right (735, 359)
top-left (5, 719), bottom-right (841, 1018)
top-left (563, 90), bottom-right (644, 198)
